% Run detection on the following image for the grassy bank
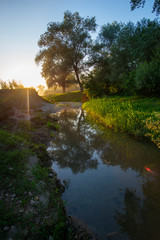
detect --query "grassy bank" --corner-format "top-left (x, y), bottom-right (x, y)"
top-left (0, 128), bottom-right (72, 240)
top-left (0, 110), bottom-right (75, 239)
top-left (83, 96), bottom-right (160, 149)
top-left (43, 91), bottom-right (84, 103)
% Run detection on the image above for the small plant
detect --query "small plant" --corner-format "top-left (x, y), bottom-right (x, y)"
top-left (144, 113), bottom-right (160, 148)
top-left (50, 131), bottom-right (55, 137)
top-left (32, 164), bottom-right (49, 181)
top-left (47, 121), bottom-right (60, 130)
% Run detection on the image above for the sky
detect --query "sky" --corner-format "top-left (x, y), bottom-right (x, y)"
top-left (0, 0), bottom-right (158, 88)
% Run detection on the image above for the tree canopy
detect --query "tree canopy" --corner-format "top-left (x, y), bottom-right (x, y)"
top-left (36, 11), bottom-right (160, 97)
top-left (35, 11), bottom-right (97, 92)
top-left (130, 0), bottom-right (160, 15)
top-left (85, 18), bottom-right (160, 97)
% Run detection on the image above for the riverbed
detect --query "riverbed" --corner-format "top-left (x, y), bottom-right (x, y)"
top-left (47, 106), bottom-right (160, 240)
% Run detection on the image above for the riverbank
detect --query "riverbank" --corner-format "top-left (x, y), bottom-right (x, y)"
top-left (0, 89), bottom-right (95, 240)
top-left (82, 96), bottom-right (160, 149)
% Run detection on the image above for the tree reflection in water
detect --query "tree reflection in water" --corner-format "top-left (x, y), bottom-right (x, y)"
top-left (48, 109), bottom-right (160, 175)
top-left (47, 108), bottom-right (160, 239)
top-left (115, 174), bottom-right (160, 240)
top-left (48, 109), bottom-right (102, 173)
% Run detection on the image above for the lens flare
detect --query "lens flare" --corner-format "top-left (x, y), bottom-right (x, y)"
top-left (144, 166), bottom-right (153, 173)
top-left (27, 88), bottom-right (30, 121)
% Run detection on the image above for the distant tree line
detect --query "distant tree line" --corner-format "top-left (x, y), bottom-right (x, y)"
top-left (0, 79), bottom-right (24, 90)
top-left (36, 11), bottom-right (160, 97)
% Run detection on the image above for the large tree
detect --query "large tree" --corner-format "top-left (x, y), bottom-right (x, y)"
top-left (130, 0), bottom-right (160, 15)
top-left (35, 11), bottom-right (97, 92)
top-left (85, 18), bottom-right (160, 96)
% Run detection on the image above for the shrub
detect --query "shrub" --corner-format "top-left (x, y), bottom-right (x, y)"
top-left (144, 113), bottom-right (160, 148)
top-left (134, 47), bottom-right (160, 96)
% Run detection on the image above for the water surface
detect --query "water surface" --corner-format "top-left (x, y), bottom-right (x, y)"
top-left (48, 109), bottom-right (160, 240)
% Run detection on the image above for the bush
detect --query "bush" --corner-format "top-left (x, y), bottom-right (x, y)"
top-left (134, 48), bottom-right (160, 96)
top-left (83, 70), bottom-right (114, 98)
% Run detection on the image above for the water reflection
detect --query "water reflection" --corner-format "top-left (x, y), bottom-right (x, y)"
top-left (48, 109), bottom-right (104, 173)
top-left (115, 184), bottom-right (160, 240)
top-left (48, 109), bottom-right (160, 240)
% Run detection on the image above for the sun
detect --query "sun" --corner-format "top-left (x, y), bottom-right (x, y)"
top-left (1, 60), bottom-right (46, 89)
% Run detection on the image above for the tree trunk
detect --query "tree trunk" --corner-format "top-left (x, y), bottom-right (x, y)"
top-left (74, 65), bottom-right (83, 92)
top-left (62, 85), bottom-right (66, 93)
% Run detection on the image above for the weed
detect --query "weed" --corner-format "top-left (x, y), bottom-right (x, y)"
top-left (32, 164), bottom-right (49, 181)
top-left (47, 121), bottom-right (60, 131)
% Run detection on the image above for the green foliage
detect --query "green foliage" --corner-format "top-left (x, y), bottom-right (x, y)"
top-left (0, 130), bottom-right (33, 197)
top-left (83, 96), bottom-right (160, 148)
top-left (32, 164), bottom-right (49, 181)
top-left (47, 121), bottom-right (60, 130)
top-left (36, 11), bottom-right (97, 92)
top-left (87, 18), bottom-right (160, 97)
top-left (0, 129), bottom-right (76, 239)
top-left (130, 0), bottom-right (160, 15)
top-left (30, 143), bottom-right (49, 163)
top-left (0, 129), bottom-right (24, 149)
top-left (144, 113), bottom-right (160, 148)
top-left (83, 70), bottom-right (111, 98)
top-left (134, 47), bottom-right (160, 95)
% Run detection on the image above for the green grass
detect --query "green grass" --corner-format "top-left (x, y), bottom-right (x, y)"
top-left (43, 91), bottom-right (83, 102)
top-left (83, 96), bottom-right (160, 148)
top-left (0, 129), bottom-right (76, 239)
top-left (47, 120), bottom-right (60, 130)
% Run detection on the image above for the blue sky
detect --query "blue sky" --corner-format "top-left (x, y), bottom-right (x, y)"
top-left (0, 0), bottom-right (158, 87)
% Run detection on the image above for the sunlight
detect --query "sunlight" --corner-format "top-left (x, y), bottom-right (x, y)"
top-left (27, 88), bottom-right (30, 121)
top-left (0, 59), bottom-right (46, 88)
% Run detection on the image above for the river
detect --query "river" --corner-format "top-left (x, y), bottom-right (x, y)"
top-left (47, 108), bottom-right (160, 240)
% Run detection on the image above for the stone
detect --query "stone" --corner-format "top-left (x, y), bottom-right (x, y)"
top-left (31, 199), bottom-right (35, 205)
top-left (35, 196), bottom-right (39, 201)
top-left (28, 191), bottom-right (32, 196)
top-left (4, 226), bottom-right (9, 231)
top-left (106, 232), bottom-right (118, 239)
top-left (49, 235), bottom-right (54, 240)
top-left (10, 225), bottom-right (17, 234)
top-left (11, 194), bottom-right (16, 198)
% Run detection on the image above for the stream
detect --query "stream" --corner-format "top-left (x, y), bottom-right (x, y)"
top-left (47, 108), bottom-right (160, 240)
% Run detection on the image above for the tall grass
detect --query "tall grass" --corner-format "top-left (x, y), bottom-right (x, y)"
top-left (83, 96), bottom-right (160, 148)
